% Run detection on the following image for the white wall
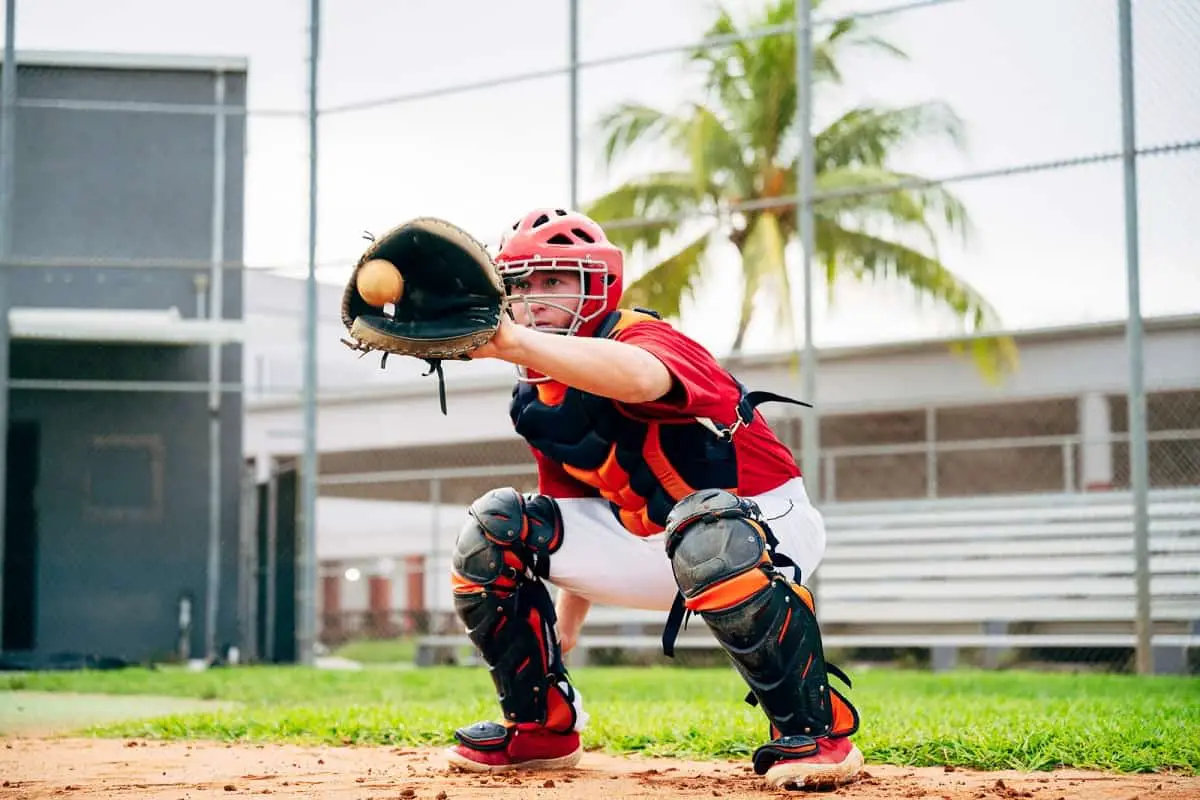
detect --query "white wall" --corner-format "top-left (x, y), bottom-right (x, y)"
top-left (242, 282), bottom-right (1200, 458)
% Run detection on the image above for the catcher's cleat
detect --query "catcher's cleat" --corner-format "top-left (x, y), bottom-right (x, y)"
top-left (755, 734), bottom-right (864, 789)
top-left (445, 721), bottom-right (582, 773)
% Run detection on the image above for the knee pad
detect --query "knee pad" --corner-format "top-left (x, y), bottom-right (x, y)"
top-left (452, 487), bottom-right (564, 585)
top-left (451, 488), bottom-right (579, 733)
top-left (665, 489), bottom-right (858, 770)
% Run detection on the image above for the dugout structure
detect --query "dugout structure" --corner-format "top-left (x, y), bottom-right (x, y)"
top-left (0, 51), bottom-right (249, 666)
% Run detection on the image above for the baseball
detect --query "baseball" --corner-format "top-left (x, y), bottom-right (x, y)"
top-left (356, 258), bottom-right (405, 307)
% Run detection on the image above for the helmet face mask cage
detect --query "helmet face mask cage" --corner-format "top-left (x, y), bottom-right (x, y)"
top-left (497, 257), bottom-right (611, 384)
top-left (499, 257), bottom-right (611, 336)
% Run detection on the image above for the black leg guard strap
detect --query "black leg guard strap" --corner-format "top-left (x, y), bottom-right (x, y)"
top-left (451, 487), bottom-right (578, 733)
top-left (664, 489), bottom-right (859, 774)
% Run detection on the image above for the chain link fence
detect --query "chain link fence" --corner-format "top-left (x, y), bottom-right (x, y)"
top-left (2, 0), bottom-right (1197, 672)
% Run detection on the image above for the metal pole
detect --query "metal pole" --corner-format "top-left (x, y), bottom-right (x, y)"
top-left (1117, 0), bottom-right (1152, 675)
top-left (264, 460), bottom-right (278, 662)
top-left (0, 0), bottom-right (16, 645)
top-left (796, 1), bottom-right (820, 506)
top-left (568, 0), bottom-right (579, 209)
top-left (204, 71), bottom-right (227, 664)
top-left (297, 0), bottom-right (321, 667)
top-left (429, 477), bottom-right (441, 627)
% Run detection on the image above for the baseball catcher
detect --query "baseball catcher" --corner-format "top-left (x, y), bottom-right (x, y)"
top-left (340, 208), bottom-right (862, 789)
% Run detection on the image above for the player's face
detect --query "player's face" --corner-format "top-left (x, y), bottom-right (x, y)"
top-left (507, 269), bottom-right (584, 332)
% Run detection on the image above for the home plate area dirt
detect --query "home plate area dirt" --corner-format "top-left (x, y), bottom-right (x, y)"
top-left (1, 738), bottom-right (1196, 799)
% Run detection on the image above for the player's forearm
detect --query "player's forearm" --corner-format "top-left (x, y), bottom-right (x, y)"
top-left (508, 325), bottom-right (672, 403)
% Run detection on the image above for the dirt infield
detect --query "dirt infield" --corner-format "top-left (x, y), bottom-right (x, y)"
top-left (1, 737), bottom-right (1196, 800)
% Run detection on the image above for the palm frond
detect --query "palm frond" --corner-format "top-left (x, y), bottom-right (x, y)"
top-left (815, 165), bottom-right (972, 251)
top-left (688, 11), bottom-right (759, 151)
top-left (620, 231), bottom-right (714, 320)
top-left (818, 222), bottom-right (1017, 378)
top-left (585, 0), bottom-right (1010, 380)
top-left (815, 103), bottom-right (966, 171)
top-left (596, 103), bottom-right (683, 170)
top-left (819, 222), bottom-right (994, 327)
top-left (583, 172), bottom-right (707, 253)
top-left (739, 211), bottom-right (793, 351)
top-left (681, 103), bottom-right (754, 199)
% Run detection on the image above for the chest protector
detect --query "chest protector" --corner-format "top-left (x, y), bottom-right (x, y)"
top-left (509, 309), bottom-right (808, 537)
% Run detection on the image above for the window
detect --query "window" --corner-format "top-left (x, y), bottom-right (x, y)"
top-left (83, 434), bottom-right (165, 523)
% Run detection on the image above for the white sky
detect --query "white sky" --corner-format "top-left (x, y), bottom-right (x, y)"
top-left (4, 0), bottom-right (1198, 358)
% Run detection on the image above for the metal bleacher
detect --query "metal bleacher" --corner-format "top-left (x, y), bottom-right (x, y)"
top-left (416, 488), bottom-right (1200, 673)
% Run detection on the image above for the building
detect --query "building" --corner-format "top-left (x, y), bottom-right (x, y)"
top-left (240, 276), bottom-right (1200, 640)
top-left (1, 52), bottom-right (248, 664)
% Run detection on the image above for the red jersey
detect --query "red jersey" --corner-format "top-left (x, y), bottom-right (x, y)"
top-left (533, 318), bottom-right (801, 500)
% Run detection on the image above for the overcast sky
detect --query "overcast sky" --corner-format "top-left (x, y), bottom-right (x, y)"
top-left (4, 0), bottom-right (1198, 357)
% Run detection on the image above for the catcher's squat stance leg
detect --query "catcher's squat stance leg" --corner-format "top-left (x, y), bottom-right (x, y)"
top-left (665, 489), bottom-right (863, 789)
top-left (445, 488), bottom-right (585, 773)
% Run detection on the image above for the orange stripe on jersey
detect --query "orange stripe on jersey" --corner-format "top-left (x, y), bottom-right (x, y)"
top-left (684, 569), bottom-right (770, 612)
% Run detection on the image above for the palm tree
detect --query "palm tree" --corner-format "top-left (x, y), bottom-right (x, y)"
top-left (584, 0), bottom-right (1015, 375)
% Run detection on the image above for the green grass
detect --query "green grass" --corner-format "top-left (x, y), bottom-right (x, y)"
top-left (2, 666), bottom-right (1197, 774)
top-left (330, 638), bottom-right (417, 664)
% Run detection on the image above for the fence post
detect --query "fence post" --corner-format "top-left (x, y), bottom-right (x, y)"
top-left (429, 476), bottom-right (442, 629)
top-left (795, 0), bottom-right (820, 507)
top-left (1062, 441), bottom-right (1077, 493)
top-left (568, 0), bottom-right (579, 209)
top-left (297, 0), bottom-right (322, 668)
top-left (0, 0), bottom-right (17, 648)
top-left (926, 406), bottom-right (938, 498)
top-left (1116, 0), bottom-right (1153, 676)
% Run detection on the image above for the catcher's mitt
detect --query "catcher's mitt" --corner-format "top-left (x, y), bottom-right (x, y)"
top-left (340, 217), bottom-right (507, 414)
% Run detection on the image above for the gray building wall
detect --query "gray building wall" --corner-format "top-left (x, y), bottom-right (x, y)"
top-left (2, 55), bottom-right (246, 663)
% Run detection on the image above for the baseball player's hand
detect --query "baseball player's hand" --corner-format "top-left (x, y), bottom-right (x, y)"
top-left (555, 588), bottom-right (592, 654)
top-left (466, 314), bottom-right (523, 362)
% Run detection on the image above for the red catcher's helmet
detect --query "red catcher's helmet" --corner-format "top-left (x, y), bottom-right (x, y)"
top-left (495, 208), bottom-right (624, 339)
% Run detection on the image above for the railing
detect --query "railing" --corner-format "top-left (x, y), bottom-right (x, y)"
top-left (819, 428), bottom-right (1199, 503)
top-left (315, 427), bottom-right (1200, 504)
top-left (319, 609), bottom-right (460, 646)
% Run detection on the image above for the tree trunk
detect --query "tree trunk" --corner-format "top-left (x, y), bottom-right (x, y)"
top-left (731, 313), bottom-right (752, 353)
top-left (730, 239), bottom-right (756, 354)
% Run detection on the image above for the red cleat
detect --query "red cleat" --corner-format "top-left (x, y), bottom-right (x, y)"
top-left (445, 721), bottom-right (582, 773)
top-left (755, 735), bottom-right (864, 789)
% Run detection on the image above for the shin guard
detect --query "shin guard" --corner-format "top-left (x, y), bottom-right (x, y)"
top-left (664, 490), bottom-right (858, 773)
top-left (450, 488), bottom-right (581, 734)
